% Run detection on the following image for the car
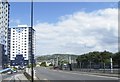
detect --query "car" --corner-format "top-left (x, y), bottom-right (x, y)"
top-left (13, 70), bottom-right (17, 73)
top-left (18, 66), bottom-right (24, 70)
top-left (7, 71), bottom-right (12, 75)
top-left (53, 66), bottom-right (59, 70)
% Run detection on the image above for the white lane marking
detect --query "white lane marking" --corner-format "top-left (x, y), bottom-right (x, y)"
top-left (52, 70), bottom-right (118, 79)
top-left (43, 78), bottom-right (48, 80)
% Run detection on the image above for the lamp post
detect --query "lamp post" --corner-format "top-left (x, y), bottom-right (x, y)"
top-left (31, 0), bottom-right (34, 82)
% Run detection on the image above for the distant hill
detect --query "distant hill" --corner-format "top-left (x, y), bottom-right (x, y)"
top-left (36, 54), bottom-right (78, 63)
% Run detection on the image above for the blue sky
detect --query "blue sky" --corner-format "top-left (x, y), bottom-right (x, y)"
top-left (9, 2), bottom-right (118, 56)
top-left (9, 2), bottom-right (118, 26)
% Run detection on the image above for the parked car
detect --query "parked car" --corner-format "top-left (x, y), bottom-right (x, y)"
top-left (7, 71), bottom-right (12, 75)
top-left (53, 66), bottom-right (59, 70)
top-left (13, 70), bottom-right (17, 73)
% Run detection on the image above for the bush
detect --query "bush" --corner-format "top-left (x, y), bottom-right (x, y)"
top-left (49, 63), bottom-right (53, 66)
top-left (40, 62), bottom-right (46, 67)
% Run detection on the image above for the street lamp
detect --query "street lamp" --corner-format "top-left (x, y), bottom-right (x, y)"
top-left (30, 0), bottom-right (34, 82)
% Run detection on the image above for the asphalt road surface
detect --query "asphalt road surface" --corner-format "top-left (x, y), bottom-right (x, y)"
top-left (35, 67), bottom-right (119, 82)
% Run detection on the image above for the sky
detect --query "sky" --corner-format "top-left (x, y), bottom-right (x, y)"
top-left (9, 2), bottom-right (118, 56)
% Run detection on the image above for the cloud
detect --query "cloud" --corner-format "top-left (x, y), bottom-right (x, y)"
top-left (34, 8), bottom-right (118, 55)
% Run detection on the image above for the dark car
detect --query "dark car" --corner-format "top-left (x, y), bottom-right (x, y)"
top-left (53, 66), bottom-right (59, 70)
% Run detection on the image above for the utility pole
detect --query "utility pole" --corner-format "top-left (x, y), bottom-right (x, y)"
top-left (68, 55), bottom-right (72, 71)
top-left (69, 55), bottom-right (72, 64)
top-left (79, 62), bottom-right (81, 71)
top-left (110, 57), bottom-right (113, 73)
top-left (31, 0), bottom-right (34, 82)
top-left (52, 59), bottom-right (54, 66)
top-left (56, 56), bottom-right (59, 67)
top-left (89, 61), bottom-right (92, 72)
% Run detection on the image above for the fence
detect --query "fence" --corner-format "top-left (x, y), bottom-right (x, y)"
top-left (63, 63), bottom-right (120, 74)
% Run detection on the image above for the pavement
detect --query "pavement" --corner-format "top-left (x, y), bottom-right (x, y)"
top-left (1, 72), bottom-right (29, 82)
top-left (35, 67), bottom-right (119, 81)
top-left (62, 69), bottom-right (119, 78)
top-left (14, 73), bottom-right (28, 80)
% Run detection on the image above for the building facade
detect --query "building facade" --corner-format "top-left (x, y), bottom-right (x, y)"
top-left (0, 0), bottom-right (10, 68)
top-left (9, 25), bottom-right (35, 67)
top-left (0, 44), bottom-right (4, 68)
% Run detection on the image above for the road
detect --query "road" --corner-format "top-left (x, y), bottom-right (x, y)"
top-left (35, 67), bottom-right (119, 81)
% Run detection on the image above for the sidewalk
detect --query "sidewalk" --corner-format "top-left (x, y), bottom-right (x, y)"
top-left (61, 69), bottom-right (119, 78)
top-left (14, 73), bottom-right (28, 80)
top-left (2, 73), bottom-right (29, 82)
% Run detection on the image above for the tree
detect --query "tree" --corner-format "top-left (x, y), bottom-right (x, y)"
top-left (76, 51), bottom-right (113, 69)
top-left (113, 52), bottom-right (120, 65)
top-left (100, 50), bottom-right (112, 64)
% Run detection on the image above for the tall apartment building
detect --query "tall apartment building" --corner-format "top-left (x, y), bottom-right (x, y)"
top-left (9, 25), bottom-right (35, 67)
top-left (0, 0), bottom-right (10, 68)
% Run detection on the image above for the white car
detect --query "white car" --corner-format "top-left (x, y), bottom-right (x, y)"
top-left (7, 71), bottom-right (12, 75)
top-left (13, 70), bottom-right (17, 73)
